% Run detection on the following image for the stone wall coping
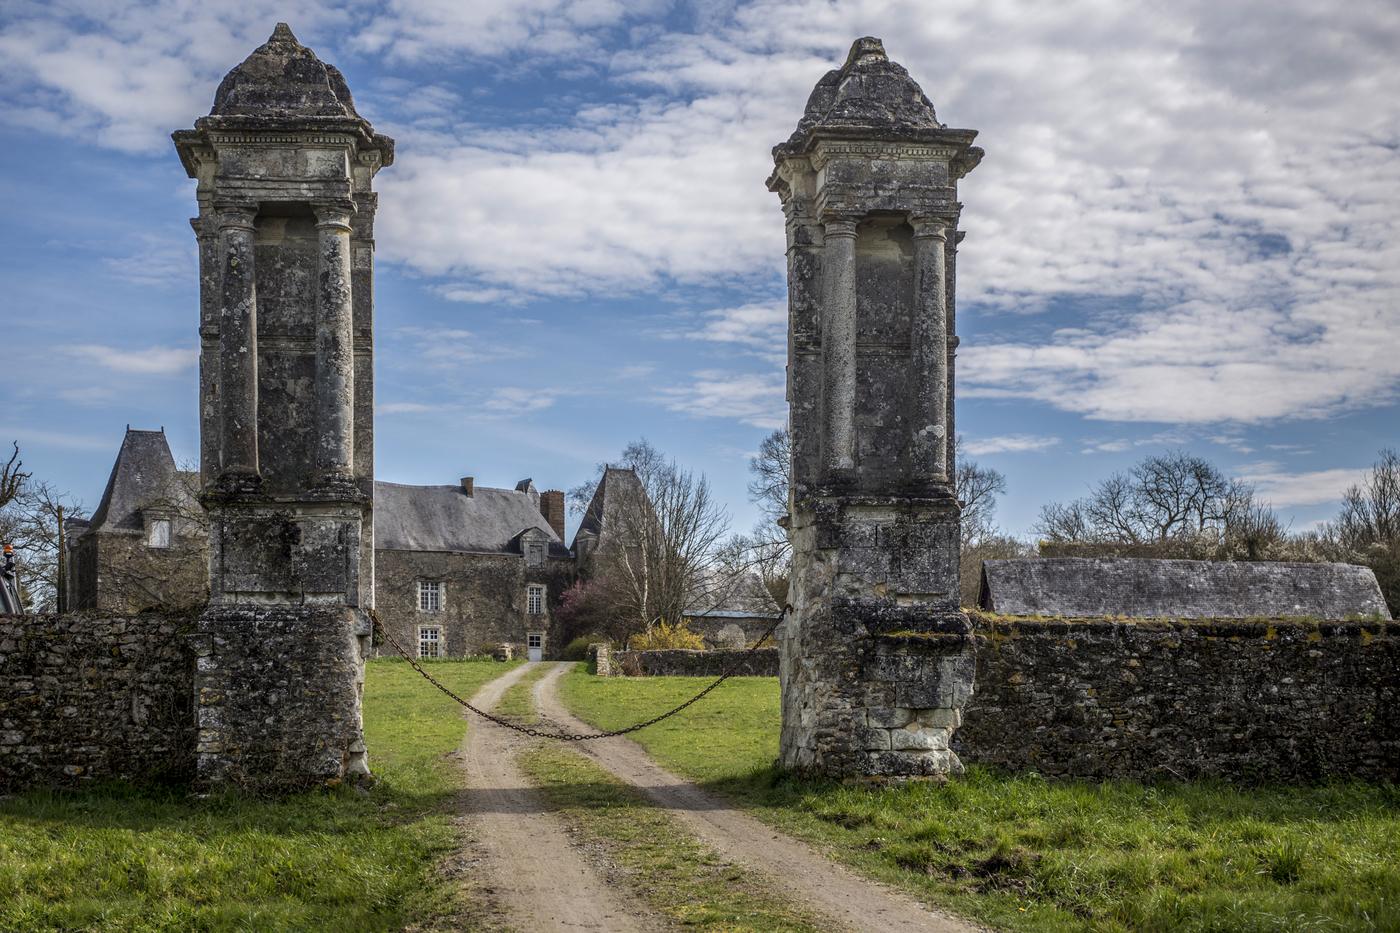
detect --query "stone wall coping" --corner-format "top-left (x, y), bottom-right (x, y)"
top-left (969, 610), bottom-right (1397, 636)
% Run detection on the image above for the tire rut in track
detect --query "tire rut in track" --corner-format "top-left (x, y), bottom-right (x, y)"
top-left (459, 662), bottom-right (661, 932)
top-left (531, 662), bottom-right (985, 933)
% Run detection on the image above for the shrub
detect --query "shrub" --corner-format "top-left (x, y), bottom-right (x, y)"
top-left (560, 635), bottom-right (599, 661)
top-left (627, 620), bottom-right (707, 651)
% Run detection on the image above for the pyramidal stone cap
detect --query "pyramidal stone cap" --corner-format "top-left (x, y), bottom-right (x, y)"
top-left (210, 22), bottom-right (360, 119)
top-left (775, 36), bottom-right (981, 169)
top-left (176, 23), bottom-right (394, 169)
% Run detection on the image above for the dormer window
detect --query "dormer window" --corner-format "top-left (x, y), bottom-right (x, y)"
top-left (527, 541), bottom-right (546, 566)
top-left (147, 519), bottom-right (171, 549)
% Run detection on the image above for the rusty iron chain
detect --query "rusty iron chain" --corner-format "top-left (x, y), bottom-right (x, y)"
top-left (372, 605), bottom-right (790, 741)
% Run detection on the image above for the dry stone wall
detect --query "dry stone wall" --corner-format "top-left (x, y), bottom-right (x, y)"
top-left (611, 647), bottom-right (779, 677)
top-left (0, 613), bottom-right (195, 791)
top-left (956, 615), bottom-right (1400, 782)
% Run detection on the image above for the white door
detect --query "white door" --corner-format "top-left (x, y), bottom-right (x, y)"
top-left (527, 632), bottom-right (543, 662)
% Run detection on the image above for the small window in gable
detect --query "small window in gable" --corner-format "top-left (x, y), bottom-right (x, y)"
top-left (147, 519), bottom-right (171, 549)
top-left (527, 541), bottom-right (546, 566)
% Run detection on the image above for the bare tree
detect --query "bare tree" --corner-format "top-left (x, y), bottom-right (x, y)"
top-left (576, 440), bottom-right (732, 641)
top-left (955, 437), bottom-right (1008, 547)
top-left (1319, 448), bottom-right (1400, 614)
top-left (0, 441), bottom-right (29, 510)
top-left (0, 477), bottom-right (86, 613)
top-left (1034, 449), bottom-right (1284, 560)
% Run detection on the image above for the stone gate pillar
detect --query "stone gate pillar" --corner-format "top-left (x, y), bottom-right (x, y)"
top-left (173, 24), bottom-right (393, 790)
top-left (768, 38), bottom-right (983, 778)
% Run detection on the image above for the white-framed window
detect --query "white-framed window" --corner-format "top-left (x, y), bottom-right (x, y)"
top-left (527, 632), bottom-right (543, 649)
top-left (147, 519), bottom-right (171, 549)
top-left (418, 580), bottom-right (443, 612)
top-left (527, 584), bottom-right (545, 615)
top-left (418, 625), bottom-right (442, 658)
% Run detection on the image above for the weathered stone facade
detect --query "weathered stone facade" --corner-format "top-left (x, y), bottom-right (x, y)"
top-left (375, 536), bottom-right (573, 660)
top-left (770, 38), bottom-right (983, 778)
top-left (64, 453), bottom-right (579, 662)
top-left (172, 24), bottom-right (392, 789)
top-left (956, 614), bottom-right (1400, 782)
top-left (65, 429), bottom-right (207, 614)
top-left (0, 613), bottom-right (195, 791)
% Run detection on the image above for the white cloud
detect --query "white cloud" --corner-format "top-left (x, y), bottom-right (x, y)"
top-left (57, 386), bottom-right (117, 407)
top-left (1237, 463), bottom-right (1369, 509)
top-left (376, 401), bottom-right (445, 414)
top-left (71, 344), bottom-right (195, 375)
top-left (674, 300), bottom-right (786, 362)
top-left (658, 370), bottom-right (784, 429)
top-left (483, 387), bottom-right (556, 414)
top-left (962, 434), bottom-right (1060, 456)
top-left (6, 0), bottom-right (1400, 428)
top-left (0, 426), bottom-right (110, 451)
top-left (391, 326), bottom-right (521, 366)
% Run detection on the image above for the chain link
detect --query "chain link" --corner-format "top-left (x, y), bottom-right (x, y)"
top-left (372, 606), bottom-right (789, 741)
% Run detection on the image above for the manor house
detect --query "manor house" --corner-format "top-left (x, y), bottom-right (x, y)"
top-left (64, 428), bottom-right (639, 660)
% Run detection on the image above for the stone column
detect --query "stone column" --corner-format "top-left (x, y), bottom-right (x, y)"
top-left (216, 203), bottom-right (259, 479)
top-left (314, 203), bottom-right (355, 485)
top-left (822, 215), bottom-right (859, 476)
top-left (911, 217), bottom-right (949, 486)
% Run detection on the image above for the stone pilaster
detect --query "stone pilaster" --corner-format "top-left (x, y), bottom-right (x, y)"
top-left (215, 203), bottom-right (259, 481)
top-left (911, 217), bottom-right (950, 487)
top-left (314, 202), bottom-right (356, 486)
top-left (821, 215), bottom-right (859, 478)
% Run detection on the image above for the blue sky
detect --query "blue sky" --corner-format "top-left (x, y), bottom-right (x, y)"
top-left (1, 0), bottom-right (1397, 542)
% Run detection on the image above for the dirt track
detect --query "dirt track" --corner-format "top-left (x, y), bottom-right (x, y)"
top-left (531, 662), bottom-right (981, 933)
top-left (459, 663), bottom-right (660, 932)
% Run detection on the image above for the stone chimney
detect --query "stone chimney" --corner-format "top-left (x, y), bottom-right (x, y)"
top-left (540, 490), bottom-right (566, 540)
top-left (461, 476), bottom-right (474, 497)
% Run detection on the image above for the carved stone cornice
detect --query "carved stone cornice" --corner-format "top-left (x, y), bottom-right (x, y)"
top-left (809, 140), bottom-right (967, 173)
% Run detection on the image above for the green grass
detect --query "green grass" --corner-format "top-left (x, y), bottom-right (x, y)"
top-left (517, 729), bottom-right (827, 930)
top-left (492, 661), bottom-right (554, 725)
top-left (559, 668), bottom-right (1400, 932)
top-left (0, 658), bottom-right (516, 932)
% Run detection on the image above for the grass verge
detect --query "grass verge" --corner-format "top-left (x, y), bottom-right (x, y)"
top-left (0, 658), bottom-right (516, 932)
top-left (559, 668), bottom-right (1400, 933)
top-left (517, 736), bottom-right (827, 930)
top-left (492, 661), bottom-right (554, 725)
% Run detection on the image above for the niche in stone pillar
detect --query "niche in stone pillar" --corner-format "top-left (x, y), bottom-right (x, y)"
top-left (253, 203), bottom-right (320, 494)
top-left (853, 215), bottom-right (916, 491)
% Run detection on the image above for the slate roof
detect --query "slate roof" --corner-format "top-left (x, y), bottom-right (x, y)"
top-left (373, 481), bottom-right (563, 555)
top-left (572, 467), bottom-right (645, 547)
top-left (978, 557), bottom-right (1393, 620)
top-left (85, 429), bottom-right (197, 534)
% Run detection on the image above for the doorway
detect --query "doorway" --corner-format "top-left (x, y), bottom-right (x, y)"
top-left (527, 632), bottom-right (544, 662)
